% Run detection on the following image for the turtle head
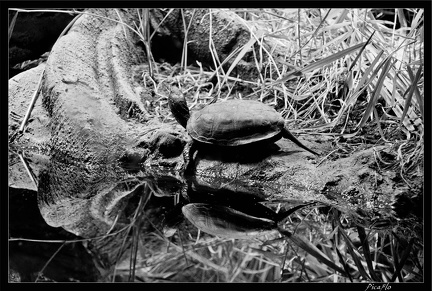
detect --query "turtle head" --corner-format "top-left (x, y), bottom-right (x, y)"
top-left (168, 86), bottom-right (190, 128)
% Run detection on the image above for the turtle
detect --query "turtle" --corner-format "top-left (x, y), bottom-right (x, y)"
top-left (182, 203), bottom-right (278, 239)
top-left (161, 174), bottom-right (320, 239)
top-left (168, 89), bottom-right (319, 174)
top-left (178, 201), bottom-right (320, 239)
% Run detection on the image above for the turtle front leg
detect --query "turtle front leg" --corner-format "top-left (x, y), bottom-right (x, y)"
top-left (179, 140), bottom-right (198, 176)
top-left (281, 127), bottom-right (319, 156)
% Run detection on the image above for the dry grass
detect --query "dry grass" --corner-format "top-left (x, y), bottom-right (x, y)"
top-left (126, 7), bottom-right (424, 283)
top-left (140, 8), bottom-right (423, 179)
top-left (110, 187), bottom-right (423, 282)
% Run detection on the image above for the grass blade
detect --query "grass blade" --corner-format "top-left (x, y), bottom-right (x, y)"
top-left (300, 42), bottom-right (366, 74)
top-left (8, 11), bottom-right (19, 44)
top-left (346, 50), bottom-right (384, 107)
top-left (404, 65), bottom-right (423, 122)
top-left (336, 226), bottom-right (371, 281)
top-left (357, 56), bottom-right (395, 129)
top-left (390, 235), bottom-right (415, 282)
top-left (277, 226), bottom-right (347, 276)
top-left (277, 202), bottom-right (318, 222)
top-left (180, 9), bottom-right (196, 71)
top-left (400, 66), bottom-right (421, 125)
top-left (311, 30), bottom-right (354, 59)
top-left (353, 50), bottom-right (384, 92)
top-left (357, 226), bottom-right (381, 281)
top-left (348, 31), bottom-right (375, 72)
top-left (292, 9), bottom-right (331, 57)
top-left (273, 42), bottom-right (366, 85)
top-left (335, 245), bottom-right (353, 282)
top-left (223, 30), bottom-right (263, 83)
top-left (396, 8), bottom-right (408, 28)
top-left (332, 209), bottom-right (371, 281)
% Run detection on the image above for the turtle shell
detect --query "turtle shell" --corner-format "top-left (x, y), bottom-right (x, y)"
top-left (186, 100), bottom-right (284, 146)
top-left (182, 203), bottom-right (277, 239)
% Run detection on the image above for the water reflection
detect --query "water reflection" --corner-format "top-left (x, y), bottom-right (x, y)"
top-left (10, 151), bottom-right (325, 282)
top-left (162, 174), bottom-right (320, 240)
top-left (9, 147), bottom-right (422, 282)
top-left (9, 187), bottom-right (99, 282)
top-left (181, 203), bottom-right (278, 239)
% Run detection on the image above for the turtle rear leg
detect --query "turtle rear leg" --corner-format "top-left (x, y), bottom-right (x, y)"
top-left (281, 127), bottom-right (319, 156)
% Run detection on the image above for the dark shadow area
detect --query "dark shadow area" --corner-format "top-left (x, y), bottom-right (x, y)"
top-left (9, 10), bottom-right (75, 78)
top-left (8, 187), bottom-right (99, 282)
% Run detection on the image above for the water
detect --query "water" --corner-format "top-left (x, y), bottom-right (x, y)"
top-left (8, 157), bottom-right (423, 282)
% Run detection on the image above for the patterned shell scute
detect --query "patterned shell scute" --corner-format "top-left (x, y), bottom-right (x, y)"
top-left (186, 100), bottom-right (284, 146)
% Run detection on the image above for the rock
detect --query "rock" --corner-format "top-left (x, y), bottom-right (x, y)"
top-left (35, 9), bottom-right (153, 236)
top-left (8, 63), bottom-right (50, 191)
top-left (150, 9), bottom-right (260, 80)
top-left (8, 9), bottom-right (156, 237)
